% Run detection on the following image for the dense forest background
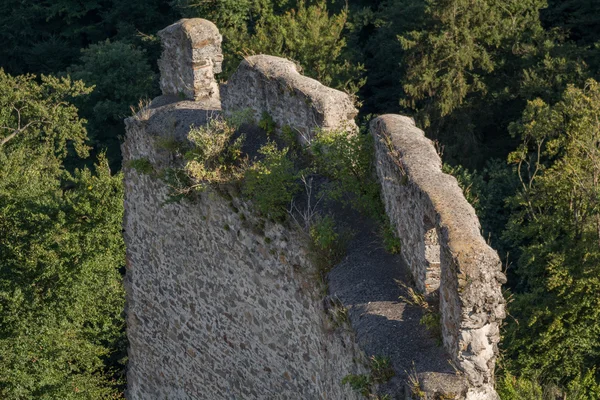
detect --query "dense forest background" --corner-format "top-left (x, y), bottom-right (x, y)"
top-left (1, 0), bottom-right (599, 398)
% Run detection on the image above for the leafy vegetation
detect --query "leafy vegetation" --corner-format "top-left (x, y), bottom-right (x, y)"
top-left (311, 127), bottom-right (383, 219)
top-left (185, 117), bottom-right (247, 187)
top-left (501, 80), bottom-right (600, 386)
top-left (0, 71), bottom-right (125, 398)
top-left (342, 355), bottom-right (395, 398)
top-left (243, 142), bottom-right (300, 220)
top-left (398, 280), bottom-right (442, 345)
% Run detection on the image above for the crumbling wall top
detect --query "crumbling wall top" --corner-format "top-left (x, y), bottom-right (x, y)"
top-left (221, 55), bottom-right (358, 145)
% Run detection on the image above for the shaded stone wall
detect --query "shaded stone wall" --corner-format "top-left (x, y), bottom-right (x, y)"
top-left (122, 97), bottom-right (366, 400)
top-left (371, 115), bottom-right (506, 400)
top-left (221, 55), bottom-right (358, 145)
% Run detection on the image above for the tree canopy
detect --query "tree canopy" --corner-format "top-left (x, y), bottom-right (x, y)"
top-left (0, 71), bottom-right (126, 399)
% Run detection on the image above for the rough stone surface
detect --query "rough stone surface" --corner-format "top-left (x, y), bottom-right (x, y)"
top-left (221, 55), bottom-right (358, 145)
top-left (371, 115), bottom-right (506, 399)
top-left (157, 19), bottom-right (223, 101)
top-left (122, 99), bottom-right (366, 400)
top-left (328, 214), bottom-right (468, 399)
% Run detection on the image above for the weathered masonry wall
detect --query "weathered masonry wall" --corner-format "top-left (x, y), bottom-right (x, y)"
top-left (122, 98), bottom-right (365, 400)
top-left (221, 55), bottom-right (358, 145)
top-left (371, 115), bottom-right (506, 399)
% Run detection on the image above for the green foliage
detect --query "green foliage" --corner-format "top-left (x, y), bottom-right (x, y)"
top-left (308, 214), bottom-right (351, 275)
top-left (243, 142), bottom-right (300, 220)
top-left (258, 111), bottom-right (276, 136)
top-left (443, 160), bottom-right (519, 254)
top-left (0, 0), bottom-right (178, 75)
top-left (380, 221), bottom-right (401, 254)
top-left (311, 129), bottom-right (382, 219)
top-left (542, 0), bottom-right (600, 46)
top-left (0, 70), bottom-right (92, 159)
top-left (325, 296), bottom-right (350, 330)
top-left (183, 116), bottom-right (247, 191)
top-left (178, 0), bottom-right (365, 94)
top-left (341, 355), bottom-right (395, 398)
top-left (497, 369), bottom-right (600, 400)
top-left (0, 71), bottom-right (125, 398)
top-left (341, 373), bottom-right (371, 397)
top-left (497, 371), bottom-right (544, 400)
top-left (249, 0), bottom-right (366, 94)
top-left (502, 80), bottom-right (600, 385)
top-left (127, 158), bottom-right (155, 175)
top-left (369, 355), bottom-right (395, 384)
top-left (398, 281), bottom-right (442, 344)
top-left (68, 40), bottom-right (158, 167)
top-left (400, 0), bottom-right (546, 121)
top-left (345, 0), bottom-right (426, 114)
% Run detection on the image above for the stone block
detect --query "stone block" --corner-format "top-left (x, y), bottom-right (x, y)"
top-left (157, 18), bottom-right (223, 101)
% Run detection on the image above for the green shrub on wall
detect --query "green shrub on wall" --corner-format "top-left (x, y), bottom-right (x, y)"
top-left (185, 117), bottom-right (247, 186)
top-left (243, 142), bottom-right (300, 221)
top-left (311, 128), bottom-right (383, 220)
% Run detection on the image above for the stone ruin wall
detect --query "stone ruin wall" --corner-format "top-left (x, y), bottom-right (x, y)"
top-left (123, 18), bottom-right (506, 400)
top-left (371, 115), bottom-right (506, 399)
top-left (123, 100), bottom-right (366, 400)
top-left (157, 19), bottom-right (223, 103)
top-left (123, 19), bottom-right (365, 400)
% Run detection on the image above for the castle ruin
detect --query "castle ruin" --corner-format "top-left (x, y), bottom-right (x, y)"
top-left (123, 18), bottom-right (506, 400)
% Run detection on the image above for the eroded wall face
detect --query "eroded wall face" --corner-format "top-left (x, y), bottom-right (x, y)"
top-left (122, 104), bottom-right (364, 400)
top-left (370, 122), bottom-right (441, 295)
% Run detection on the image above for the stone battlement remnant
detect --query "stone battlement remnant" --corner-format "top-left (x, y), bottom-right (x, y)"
top-left (221, 55), bottom-right (358, 145)
top-left (157, 18), bottom-right (223, 101)
top-left (371, 115), bottom-right (506, 398)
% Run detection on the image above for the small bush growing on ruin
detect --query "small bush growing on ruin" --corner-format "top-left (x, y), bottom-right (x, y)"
top-left (369, 355), bottom-right (395, 384)
top-left (380, 221), bottom-right (401, 254)
top-left (258, 111), bottom-right (276, 136)
top-left (243, 142), bottom-right (300, 220)
top-left (183, 116), bottom-right (247, 189)
top-left (398, 281), bottom-right (443, 345)
top-left (281, 125), bottom-right (301, 151)
top-left (126, 157), bottom-right (154, 175)
top-left (155, 136), bottom-right (190, 154)
top-left (407, 363), bottom-right (426, 399)
top-left (227, 108), bottom-right (256, 128)
top-left (309, 215), bottom-right (350, 274)
top-left (311, 128), bottom-right (383, 220)
top-left (342, 355), bottom-right (395, 398)
top-left (325, 296), bottom-right (350, 330)
top-left (341, 373), bottom-right (371, 397)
